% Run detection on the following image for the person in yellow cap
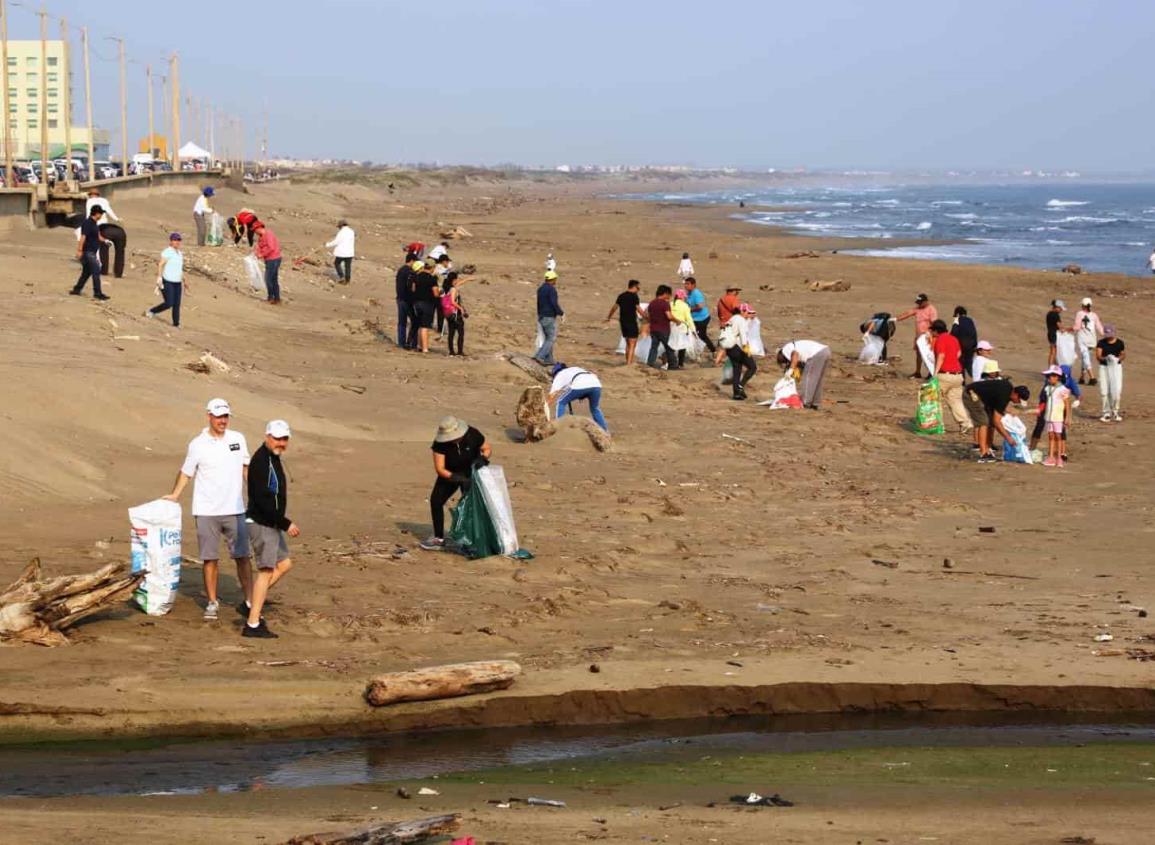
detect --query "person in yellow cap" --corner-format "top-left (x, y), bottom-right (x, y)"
top-left (534, 270), bottom-right (564, 366)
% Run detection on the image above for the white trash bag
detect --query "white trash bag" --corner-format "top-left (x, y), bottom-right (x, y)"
top-left (859, 333), bottom-right (885, 365)
top-left (916, 332), bottom-right (936, 375)
top-left (758, 375), bottom-right (804, 409)
top-left (747, 317), bottom-right (766, 357)
top-left (475, 465), bottom-right (519, 556)
top-left (243, 254), bottom-right (265, 293)
top-left (207, 212), bottom-right (225, 246)
top-left (1055, 332), bottom-right (1077, 367)
top-left (129, 498), bottom-right (183, 616)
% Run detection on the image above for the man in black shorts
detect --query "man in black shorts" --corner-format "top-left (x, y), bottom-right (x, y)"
top-left (606, 279), bottom-right (644, 365)
top-left (964, 360), bottom-right (1029, 463)
top-left (1045, 299), bottom-right (1066, 366)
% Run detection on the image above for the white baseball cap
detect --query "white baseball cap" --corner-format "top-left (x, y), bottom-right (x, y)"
top-left (1081, 297), bottom-right (1092, 306)
top-left (266, 419), bottom-right (292, 438)
top-left (206, 398), bottom-right (231, 417)
top-left (976, 340), bottom-right (993, 351)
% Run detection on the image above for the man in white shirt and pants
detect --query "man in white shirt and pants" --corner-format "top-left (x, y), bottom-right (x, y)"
top-left (193, 187), bottom-right (214, 246)
top-left (164, 398), bottom-right (253, 620)
top-left (1074, 297), bottom-right (1104, 385)
top-left (778, 339), bottom-right (832, 410)
top-left (327, 220), bottom-right (355, 284)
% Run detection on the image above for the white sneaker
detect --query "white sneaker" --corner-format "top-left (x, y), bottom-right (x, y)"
top-left (1113, 412), bottom-right (1123, 422)
top-left (419, 537), bottom-right (445, 551)
top-left (143, 309), bottom-right (154, 319)
top-left (203, 600), bottom-right (219, 620)
top-left (1100, 413), bottom-right (1112, 422)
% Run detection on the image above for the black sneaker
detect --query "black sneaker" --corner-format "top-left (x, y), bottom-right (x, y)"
top-left (241, 619), bottom-right (278, 638)
top-left (68, 288), bottom-right (82, 296)
top-left (236, 601), bottom-right (252, 618)
top-left (732, 392), bottom-right (747, 401)
top-left (94, 293), bottom-right (111, 301)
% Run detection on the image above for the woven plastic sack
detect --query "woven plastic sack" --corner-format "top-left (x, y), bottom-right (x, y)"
top-left (129, 499), bottom-right (182, 615)
top-left (914, 377), bottom-right (945, 435)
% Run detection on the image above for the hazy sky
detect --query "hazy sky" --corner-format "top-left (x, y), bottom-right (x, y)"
top-left (12, 0), bottom-right (1155, 170)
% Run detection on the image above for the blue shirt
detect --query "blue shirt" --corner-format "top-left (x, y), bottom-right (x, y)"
top-left (686, 288), bottom-right (708, 321)
top-left (537, 283), bottom-right (563, 318)
top-left (161, 246), bottom-right (184, 283)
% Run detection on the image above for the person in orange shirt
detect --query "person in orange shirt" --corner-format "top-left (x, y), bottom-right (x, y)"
top-left (897, 292), bottom-right (938, 379)
top-left (716, 286), bottom-right (742, 325)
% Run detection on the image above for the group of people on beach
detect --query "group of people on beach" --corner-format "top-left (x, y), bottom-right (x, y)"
top-left (870, 289), bottom-right (1127, 468)
top-left (394, 241), bottom-right (469, 355)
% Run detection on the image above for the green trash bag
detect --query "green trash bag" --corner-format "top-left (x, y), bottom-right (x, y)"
top-left (914, 377), bottom-right (945, 435)
top-left (448, 482), bottom-right (504, 559)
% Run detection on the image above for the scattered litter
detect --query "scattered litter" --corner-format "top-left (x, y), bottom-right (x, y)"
top-left (726, 660), bottom-right (744, 668)
top-left (1093, 633), bottom-right (1114, 643)
top-left (755, 603), bottom-right (781, 613)
top-left (721, 433), bottom-right (753, 446)
top-left (978, 526), bottom-right (996, 534)
top-left (340, 384), bottom-right (367, 394)
top-left (658, 803), bottom-right (682, 811)
top-left (113, 335), bottom-right (140, 341)
top-left (872, 558), bottom-right (899, 569)
top-left (526, 797), bottom-right (567, 807)
top-left (730, 792), bottom-right (794, 807)
top-left (396, 787), bottom-right (412, 799)
top-left (255, 660), bottom-right (299, 667)
top-left (417, 787), bottom-right (440, 796)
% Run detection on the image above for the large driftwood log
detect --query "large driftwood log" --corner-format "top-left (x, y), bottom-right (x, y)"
top-left (515, 388), bottom-right (612, 452)
top-left (365, 660), bottom-right (521, 707)
top-left (505, 352), bottom-right (552, 383)
top-left (0, 559), bottom-right (143, 647)
top-left (281, 813), bottom-right (460, 845)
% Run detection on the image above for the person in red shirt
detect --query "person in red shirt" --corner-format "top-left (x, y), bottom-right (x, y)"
top-left (929, 319), bottom-right (971, 435)
top-left (645, 285), bottom-right (680, 370)
top-left (716, 286), bottom-right (742, 325)
top-left (253, 223), bottom-right (283, 304)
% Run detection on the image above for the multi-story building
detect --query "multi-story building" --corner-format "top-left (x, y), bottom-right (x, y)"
top-left (3, 39), bottom-right (108, 162)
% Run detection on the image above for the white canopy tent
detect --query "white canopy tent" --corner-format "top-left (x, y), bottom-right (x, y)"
top-left (178, 141), bottom-right (212, 161)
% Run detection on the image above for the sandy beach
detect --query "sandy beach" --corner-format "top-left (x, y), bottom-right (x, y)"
top-left (1, 172), bottom-right (1153, 841)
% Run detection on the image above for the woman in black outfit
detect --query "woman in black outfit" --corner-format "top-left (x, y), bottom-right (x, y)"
top-left (421, 417), bottom-right (491, 551)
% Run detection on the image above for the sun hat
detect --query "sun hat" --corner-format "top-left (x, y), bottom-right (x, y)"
top-left (434, 415), bottom-right (468, 444)
top-left (266, 420), bottom-right (292, 438)
top-left (1081, 297), bottom-right (1092, 306)
top-left (982, 359), bottom-right (1001, 375)
top-left (544, 271), bottom-right (559, 281)
top-left (1042, 365), bottom-right (1063, 377)
top-left (976, 340), bottom-right (994, 351)
top-left (206, 398), bottom-right (231, 417)
top-left (1103, 323), bottom-right (1117, 336)
top-left (423, 257), bottom-right (436, 268)
top-left (169, 232), bottom-right (183, 241)
top-left (1052, 299), bottom-right (1066, 310)
top-left (725, 285), bottom-right (742, 292)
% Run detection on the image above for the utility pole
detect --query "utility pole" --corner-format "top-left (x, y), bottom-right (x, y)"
top-left (113, 37), bottom-right (126, 176)
top-left (38, 4), bottom-right (48, 186)
top-left (0, 0), bottom-right (14, 188)
top-left (207, 101), bottom-right (214, 164)
top-left (60, 17), bottom-right (72, 185)
top-left (170, 53), bottom-right (180, 169)
top-left (81, 26), bottom-right (94, 182)
top-left (146, 63), bottom-right (154, 164)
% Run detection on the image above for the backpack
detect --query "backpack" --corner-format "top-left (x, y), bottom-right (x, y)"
top-left (718, 322), bottom-right (740, 350)
top-left (441, 291), bottom-right (458, 317)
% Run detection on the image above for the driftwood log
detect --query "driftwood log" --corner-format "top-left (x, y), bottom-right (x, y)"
top-left (515, 387), bottom-right (613, 452)
top-left (365, 660), bottom-right (521, 707)
top-left (505, 352), bottom-right (552, 384)
top-left (806, 279), bottom-right (851, 292)
top-left (0, 559), bottom-right (143, 647)
top-left (281, 813), bottom-right (460, 845)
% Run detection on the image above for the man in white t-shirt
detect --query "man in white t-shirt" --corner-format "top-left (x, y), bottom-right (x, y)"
top-left (163, 397), bottom-right (252, 620)
top-left (548, 363), bottom-right (608, 431)
top-left (778, 339), bottom-right (832, 409)
top-left (192, 187), bottom-right (214, 246)
top-left (1073, 297), bottom-right (1104, 385)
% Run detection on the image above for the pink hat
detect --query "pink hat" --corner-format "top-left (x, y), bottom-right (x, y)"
top-left (674, 289), bottom-right (687, 300)
top-left (976, 340), bottom-right (993, 351)
top-left (739, 302), bottom-right (756, 315)
top-left (1042, 365), bottom-right (1063, 376)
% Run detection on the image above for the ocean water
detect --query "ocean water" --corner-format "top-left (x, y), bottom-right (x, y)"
top-left (653, 183), bottom-right (1155, 277)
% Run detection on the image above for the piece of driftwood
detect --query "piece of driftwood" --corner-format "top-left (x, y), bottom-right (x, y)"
top-left (365, 660), bottom-right (521, 707)
top-left (806, 279), bottom-right (850, 292)
top-left (515, 388), bottom-right (613, 452)
top-left (0, 559), bottom-right (143, 646)
top-left (281, 813), bottom-right (461, 845)
top-left (506, 353), bottom-right (552, 384)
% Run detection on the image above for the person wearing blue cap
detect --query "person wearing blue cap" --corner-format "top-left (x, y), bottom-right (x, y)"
top-left (145, 232), bottom-right (187, 327)
top-left (193, 186), bottom-right (215, 246)
top-left (549, 363), bottom-right (608, 432)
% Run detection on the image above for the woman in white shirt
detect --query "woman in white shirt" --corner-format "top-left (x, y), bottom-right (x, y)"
top-left (548, 364), bottom-right (608, 432)
top-left (326, 220), bottom-right (356, 284)
top-left (777, 339), bottom-right (831, 409)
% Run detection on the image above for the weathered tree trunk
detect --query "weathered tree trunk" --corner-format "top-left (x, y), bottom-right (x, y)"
top-left (281, 813), bottom-right (460, 845)
top-left (506, 352), bottom-right (552, 383)
top-left (365, 660), bottom-right (521, 707)
top-left (0, 559), bottom-right (143, 647)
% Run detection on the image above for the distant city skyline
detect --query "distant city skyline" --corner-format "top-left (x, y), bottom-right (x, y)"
top-left (13, 0), bottom-right (1155, 172)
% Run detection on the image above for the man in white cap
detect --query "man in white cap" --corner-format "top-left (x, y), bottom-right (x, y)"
top-left (243, 420), bottom-right (299, 638)
top-left (1073, 297), bottom-right (1104, 385)
top-left (1046, 299), bottom-right (1067, 366)
top-left (164, 398), bottom-right (252, 620)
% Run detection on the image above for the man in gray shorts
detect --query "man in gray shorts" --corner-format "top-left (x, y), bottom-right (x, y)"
top-left (243, 419), bottom-right (300, 639)
top-left (164, 398), bottom-right (253, 620)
